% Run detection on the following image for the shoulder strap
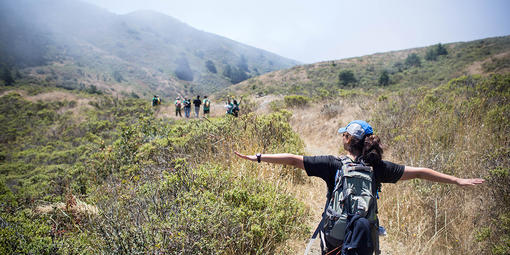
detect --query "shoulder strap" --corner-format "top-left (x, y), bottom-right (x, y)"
top-left (307, 156), bottom-right (351, 254)
top-left (305, 192), bottom-right (331, 255)
top-left (339, 155), bottom-right (352, 164)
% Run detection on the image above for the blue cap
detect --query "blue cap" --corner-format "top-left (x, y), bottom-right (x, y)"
top-left (337, 120), bottom-right (373, 139)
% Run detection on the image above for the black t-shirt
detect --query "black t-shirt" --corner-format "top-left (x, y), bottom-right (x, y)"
top-left (193, 99), bottom-right (202, 107)
top-left (303, 155), bottom-right (404, 195)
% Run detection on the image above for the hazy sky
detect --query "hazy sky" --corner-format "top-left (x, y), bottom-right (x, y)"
top-left (82, 0), bottom-right (510, 63)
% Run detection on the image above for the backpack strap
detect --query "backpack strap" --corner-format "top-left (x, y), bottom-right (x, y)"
top-left (304, 192), bottom-right (331, 255)
top-left (330, 156), bottom-right (351, 199)
top-left (306, 156), bottom-right (351, 255)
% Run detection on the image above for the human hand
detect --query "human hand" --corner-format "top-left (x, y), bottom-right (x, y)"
top-left (234, 151), bottom-right (257, 162)
top-left (456, 178), bottom-right (485, 186)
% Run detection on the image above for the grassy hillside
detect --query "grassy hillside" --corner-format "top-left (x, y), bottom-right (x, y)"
top-left (2, 73), bottom-right (508, 254)
top-left (248, 74), bottom-right (509, 255)
top-left (216, 36), bottom-right (509, 254)
top-left (0, 0), bottom-right (299, 99)
top-left (0, 87), bottom-right (310, 254)
top-left (370, 74), bottom-right (509, 254)
top-left (227, 36), bottom-right (510, 98)
top-left (2, 23), bottom-right (509, 254)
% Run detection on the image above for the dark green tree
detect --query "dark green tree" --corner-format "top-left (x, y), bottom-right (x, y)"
top-left (436, 43), bottom-right (448, 56)
top-left (338, 70), bottom-right (357, 87)
top-left (86, 85), bottom-right (102, 95)
top-left (425, 48), bottom-right (438, 61)
top-left (405, 53), bottom-right (421, 67)
top-left (378, 70), bottom-right (390, 86)
top-left (230, 67), bottom-right (249, 84)
top-left (222, 64), bottom-right (249, 84)
top-left (425, 43), bottom-right (448, 61)
top-left (1, 66), bottom-right (14, 85)
top-left (205, 60), bottom-right (217, 73)
top-left (175, 57), bottom-right (193, 81)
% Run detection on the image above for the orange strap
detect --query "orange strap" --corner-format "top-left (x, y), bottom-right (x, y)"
top-left (325, 245), bottom-right (342, 255)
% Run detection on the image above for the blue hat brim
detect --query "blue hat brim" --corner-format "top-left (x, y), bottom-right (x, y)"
top-left (338, 127), bottom-right (347, 134)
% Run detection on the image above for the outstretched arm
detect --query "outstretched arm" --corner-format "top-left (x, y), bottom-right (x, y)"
top-left (234, 152), bottom-right (305, 169)
top-left (400, 166), bottom-right (484, 186)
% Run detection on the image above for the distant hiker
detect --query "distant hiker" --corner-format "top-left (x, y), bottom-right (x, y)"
top-left (174, 97), bottom-right (182, 117)
top-left (203, 96), bottom-right (211, 116)
top-left (183, 97), bottom-right (191, 118)
top-left (152, 95), bottom-right (159, 107)
top-left (225, 98), bottom-right (234, 115)
top-left (193, 95), bottom-right (202, 118)
top-left (232, 98), bottom-right (241, 117)
top-left (235, 120), bottom-right (484, 255)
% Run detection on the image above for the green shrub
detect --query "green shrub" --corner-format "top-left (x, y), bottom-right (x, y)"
top-left (284, 95), bottom-right (310, 108)
top-left (338, 70), bottom-right (357, 87)
top-left (0, 88), bottom-right (310, 254)
top-left (371, 74), bottom-right (510, 254)
top-left (88, 161), bottom-right (307, 254)
top-left (405, 53), bottom-right (422, 67)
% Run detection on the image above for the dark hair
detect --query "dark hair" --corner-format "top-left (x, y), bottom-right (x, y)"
top-left (344, 134), bottom-right (383, 165)
top-left (362, 134), bottom-right (383, 165)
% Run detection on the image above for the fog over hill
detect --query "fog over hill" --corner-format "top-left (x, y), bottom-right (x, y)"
top-left (0, 0), bottom-right (299, 98)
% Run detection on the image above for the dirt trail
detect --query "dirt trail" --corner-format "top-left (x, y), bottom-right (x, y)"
top-left (287, 100), bottom-right (401, 255)
top-left (155, 98), bottom-right (234, 119)
top-left (285, 100), bottom-right (365, 255)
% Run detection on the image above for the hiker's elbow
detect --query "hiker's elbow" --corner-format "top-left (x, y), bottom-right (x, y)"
top-left (290, 155), bottom-right (304, 169)
top-left (402, 166), bottom-right (428, 180)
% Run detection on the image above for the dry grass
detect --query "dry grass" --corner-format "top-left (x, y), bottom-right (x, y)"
top-left (0, 89), bottom-right (27, 97)
top-left (289, 99), bottom-right (364, 156)
top-left (276, 98), bottom-right (369, 254)
top-left (251, 94), bottom-right (493, 255)
top-left (35, 196), bottom-right (98, 216)
top-left (1, 89), bottom-right (97, 124)
top-left (27, 91), bottom-right (95, 123)
top-left (466, 50), bottom-right (510, 75)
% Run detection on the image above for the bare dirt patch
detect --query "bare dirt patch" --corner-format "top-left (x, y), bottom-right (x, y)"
top-left (0, 89), bottom-right (27, 97)
top-left (466, 50), bottom-right (510, 75)
top-left (1, 90), bottom-right (95, 123)
top-left (35, 196), bottom-right (98, 216)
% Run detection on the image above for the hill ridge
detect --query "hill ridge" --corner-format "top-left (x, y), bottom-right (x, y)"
top-left (0, 0), bottom-right (299, 98)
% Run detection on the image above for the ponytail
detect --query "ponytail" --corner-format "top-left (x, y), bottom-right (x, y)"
top-left (361, 134), bottom-right (383, 165)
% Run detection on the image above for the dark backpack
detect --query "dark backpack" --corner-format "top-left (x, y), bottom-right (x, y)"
top-left (319, 156), bottom-right (380, 254)
top-left (232, 104), bottom-right (239, 116)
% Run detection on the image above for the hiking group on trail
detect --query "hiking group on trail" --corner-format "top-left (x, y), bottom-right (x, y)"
top-left (235, 120), bottom-right (484, 255)
top-left (154, 94), bottom-right (242, 118)
top-left (152, 95), bottom-right (161, 106)
top-left (225, 96), bottom-right (241, 117)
